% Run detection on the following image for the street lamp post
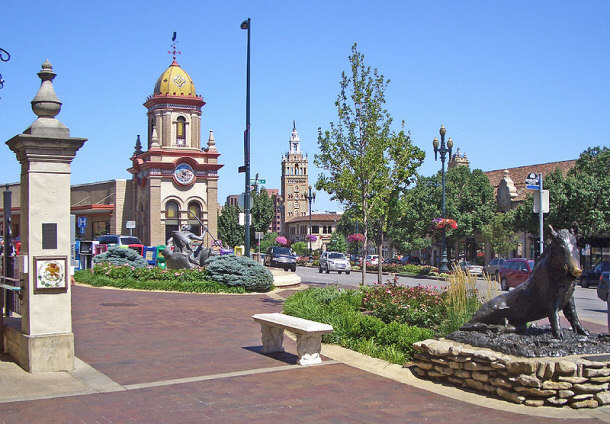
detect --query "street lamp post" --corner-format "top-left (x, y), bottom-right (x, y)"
top-left (306, 185), bottom-right (316, 257)
top-left (433, 125), bottom-right (453, 273)
top-left (240, 18), bottom-right (251, 257)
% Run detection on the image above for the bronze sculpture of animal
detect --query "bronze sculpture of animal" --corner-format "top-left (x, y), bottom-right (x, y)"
top-left (462, 225), bottom-right (588, 339)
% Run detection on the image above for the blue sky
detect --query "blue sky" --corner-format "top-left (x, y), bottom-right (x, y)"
top-left (1, 1), bottom-right (608, 212)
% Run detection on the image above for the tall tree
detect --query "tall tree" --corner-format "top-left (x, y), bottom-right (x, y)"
top-left (217, 204), bottom-right (242, 248)
top-left (392, 166), bottom-right (495, 262)
top-left (250, 186), bottom-right (274, 245)
top-left (315, 44), bottom-right (424, 285)
top-left (482, 212), bottom-right (520, 258)
top-left (327, 232), bottom-right (348, 253)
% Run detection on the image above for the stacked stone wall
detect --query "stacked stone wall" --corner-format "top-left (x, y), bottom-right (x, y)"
top-left (412, 339), bottom-right (610, 409)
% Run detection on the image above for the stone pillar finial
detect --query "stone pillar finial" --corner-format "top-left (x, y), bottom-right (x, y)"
top-left (31, 59), bottom-right (62, 119)
top-left (207, 130), bottom-right (216, 150)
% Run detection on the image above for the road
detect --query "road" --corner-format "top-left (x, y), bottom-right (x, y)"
top-left (293, 265), bottom-right (609, 329)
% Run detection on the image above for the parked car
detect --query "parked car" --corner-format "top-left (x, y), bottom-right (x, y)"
top-left (360, 255), bottom-right (379, 266)
top-left (319, 252), bottom-right (351, 274)
top-left (597, 271), bottom-right (610, 302)
top-left (263, 246), bottom-right (297, 272)
top-left (484, 258), bottom-right (506, 280)
top-left (580, 261), bottom-right (610, 288)
top-left (498, 258), bottom-right (536, 291)
top-left (383, 258), bottom-right (401, 265)
top-left (458, 261), bottom-right (484, 276)
top-left (400, 256), bottom-right (421, 265)
top-left (97, 235), bottom-right (143, 246)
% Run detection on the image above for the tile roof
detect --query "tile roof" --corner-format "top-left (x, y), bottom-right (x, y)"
top-left (484, 160), bottom-right (576, 202)
top-left (286, 213), bottom-right (343, 224)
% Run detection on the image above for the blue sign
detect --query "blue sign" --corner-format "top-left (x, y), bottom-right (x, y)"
top-left (77, 216), bottom-right (87, 229)
top-left (525, 172), bottom-right (540, 190)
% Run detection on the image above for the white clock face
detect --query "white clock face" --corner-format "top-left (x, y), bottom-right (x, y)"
top-left (173, 163), bottom-right (195, 186)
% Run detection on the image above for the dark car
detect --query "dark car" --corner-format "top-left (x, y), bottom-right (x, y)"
top-left (264, 246), bottom-right (297, 272)
top-left (580, 261), bottom-right (610, 288)
top-left (498, 258), bottom-right (535, 291)
top-left (383, 258), bottom-right (401, 265)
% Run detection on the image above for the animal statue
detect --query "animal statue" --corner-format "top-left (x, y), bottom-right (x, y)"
top-left (462, 225), bottom-right (588, 339)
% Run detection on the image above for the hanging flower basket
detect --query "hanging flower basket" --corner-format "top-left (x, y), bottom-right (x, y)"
top-left (275, 236), bottom-right (288, 246)
top-left (431, 218), bottom-right (458, 231)
top-left (348, 233), bottom-right (365, 243)
top-left (306, 234), bottom-right (317, 242)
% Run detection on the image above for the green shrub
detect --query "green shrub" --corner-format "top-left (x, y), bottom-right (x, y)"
top-left (283, 286), bottom-right (434, 365)
top-left (204, 254), bottom-right (273, 292)
top-left (75, 268), bottom-right (245, 293)
top-left (93, 246), bottom-right (148, 268)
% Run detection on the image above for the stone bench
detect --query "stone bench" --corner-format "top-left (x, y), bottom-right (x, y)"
top-left (252, 313), bottom-right (333, 366)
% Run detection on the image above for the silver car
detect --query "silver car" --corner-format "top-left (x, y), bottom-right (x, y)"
top-left (319, 252), bottom-right (351, 274)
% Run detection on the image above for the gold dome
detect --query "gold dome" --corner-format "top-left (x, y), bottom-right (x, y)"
top-left (153, 61), bottom-right (197, 97)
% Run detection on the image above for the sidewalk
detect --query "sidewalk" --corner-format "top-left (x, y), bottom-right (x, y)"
top-left (0, 284), bottom-right (609, 423)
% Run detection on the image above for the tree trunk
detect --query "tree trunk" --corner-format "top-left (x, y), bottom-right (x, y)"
top-left (377, 233), bottom-right (383, 283)
top-left (361, 209), bottom-right (367, 286)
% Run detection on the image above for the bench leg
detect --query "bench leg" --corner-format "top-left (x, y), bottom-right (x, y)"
top-left (259, 324), bottom-right (284, 354)
top-left (296, 334), bottom-right (323, 365)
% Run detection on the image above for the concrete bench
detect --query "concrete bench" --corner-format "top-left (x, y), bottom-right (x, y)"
top-left (252, 313), bottom-right (333, 365)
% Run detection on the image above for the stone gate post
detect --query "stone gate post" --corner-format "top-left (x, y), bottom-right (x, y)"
top-left (5, 60), bottom-right (86, 372)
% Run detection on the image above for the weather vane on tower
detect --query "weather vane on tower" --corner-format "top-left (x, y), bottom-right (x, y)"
top-left (168, 32), bottom-right (181, 61)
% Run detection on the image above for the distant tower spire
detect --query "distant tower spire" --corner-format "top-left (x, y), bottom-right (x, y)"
top-left (289, 121), bottom-right (300, 154)
top-left (168, 32), bottom-right (181, 61)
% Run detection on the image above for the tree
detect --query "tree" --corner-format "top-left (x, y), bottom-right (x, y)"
top-left (315, 44), bottom-right (424, 285)
top-left (508, 147), bottom-right (610, 247)
top-left (392, 166), bottom-right (495, 261)
top-left (327, 232), bottom-right (348, 253)
top-left (250, 186), bottom-right (274, 245)
top-left (217, 205), bottom-right (243, 248)
top-left (291, 241), bottom-right (308, 256)
top-left (482, 212), bottom-right (520, 258)
top-left (259, 232), bottom-right (278, 253)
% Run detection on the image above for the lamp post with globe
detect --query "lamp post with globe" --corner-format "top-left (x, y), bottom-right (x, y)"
top-left (306, 185), bottom-right (316, 257)
top-left (433, 125), bottom-right (453, 273)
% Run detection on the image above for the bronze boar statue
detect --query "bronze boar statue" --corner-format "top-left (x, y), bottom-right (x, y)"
top-left (461, 225), bottom-right (588, 339)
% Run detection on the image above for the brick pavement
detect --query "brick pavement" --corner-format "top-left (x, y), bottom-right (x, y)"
top-left (0, 285), bottom-right (608, 423)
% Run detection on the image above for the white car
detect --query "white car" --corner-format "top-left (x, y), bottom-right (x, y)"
top-left (319, 252), bottom-right (351, 274)
top-left (458, 261), bottom-right (484, 276)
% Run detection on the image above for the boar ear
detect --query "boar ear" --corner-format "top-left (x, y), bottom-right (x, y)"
top-left (549, 224), bottom-right (558, 240)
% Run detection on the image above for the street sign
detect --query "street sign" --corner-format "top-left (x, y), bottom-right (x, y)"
top-left (533, 190), bottom-right (550, 213)
top-left (77, 216), bottom-right (87, 229)
top-left (249, 178), bottom-right (266, 185)
top-left (255, 232), bottom-right (264, 240)
top-left (525, 172), bottom-right (540, 190)
top-left (126, 221), bottom-right (136, 229)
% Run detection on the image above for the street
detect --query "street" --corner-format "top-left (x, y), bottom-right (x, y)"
top-left (294, 265), bottom-right (610, 330)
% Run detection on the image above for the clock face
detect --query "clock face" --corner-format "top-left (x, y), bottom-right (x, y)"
top-left (173, 163), bottom-right (195, 186)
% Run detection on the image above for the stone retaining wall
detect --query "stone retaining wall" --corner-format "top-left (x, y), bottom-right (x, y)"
top-left (411, 339), bottom-right (610, 409)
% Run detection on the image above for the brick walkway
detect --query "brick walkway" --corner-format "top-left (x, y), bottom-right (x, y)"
top-left (0, 285), bottom-right (608, 423)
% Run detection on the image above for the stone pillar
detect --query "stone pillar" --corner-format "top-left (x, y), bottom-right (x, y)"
top-left (5, 60), bottom-right (86, 373)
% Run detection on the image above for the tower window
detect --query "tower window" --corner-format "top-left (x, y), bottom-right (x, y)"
top-left (188, 202), bottom-right (202, 235)
top-left (176, 116), bottom-right (186, 146)
top-left (165, 200), bottom-right (180, 241)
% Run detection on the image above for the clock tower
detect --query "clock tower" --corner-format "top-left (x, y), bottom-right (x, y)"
top-left (280, 122), bottom-right (309, 234)
top-left (128, 56), bottom-right (222, 246)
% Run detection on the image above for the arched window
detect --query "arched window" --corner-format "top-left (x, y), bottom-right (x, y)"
top-left (165, 200), bottom-right (180, 241)
top-left (176, 116), bottom-right (186, 146)
top-left (188, 202), bottom-right (202, 236)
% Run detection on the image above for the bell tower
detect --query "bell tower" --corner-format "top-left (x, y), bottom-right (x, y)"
top-left (280, 122), bottom-right (309, 233)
